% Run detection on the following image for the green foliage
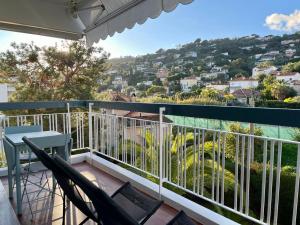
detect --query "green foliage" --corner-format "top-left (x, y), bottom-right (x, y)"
top-left (258, 75), bottom-right (297, 100)
top-left (226, 123), bottom-right (263, 160)
top-left (146, 85), bottom-right (166, 96)
top-left (0, 41), bottom-right (108, 101)
top-left (200, 88), bottom-right (223, 100)
top-left (282, 60), bottom-right (300, 73)
top-left (271, 82), bottom-right (297, 100)
top-left (255, 100), bottom-right (300, 109)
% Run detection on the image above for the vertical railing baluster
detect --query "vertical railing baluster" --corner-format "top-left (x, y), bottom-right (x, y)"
top-left (260, 139), bottom-right (268, 222)
top-left (273, 141), bottom-right (282, 225)
top-left (292, 144), bottom-right (300, 225)
top-left (234, 135), bottom-right (239, 210)
top-left (267, 140), bottom-right (275, 224)
top-left (240, 135), bottom-right (245, 213)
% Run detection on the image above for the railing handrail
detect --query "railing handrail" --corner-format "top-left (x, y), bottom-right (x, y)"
top-left (1, 100), bottom-right (300, 127)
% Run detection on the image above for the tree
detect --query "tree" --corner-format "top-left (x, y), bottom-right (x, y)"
top-left (200, 88), bottom-right (222, 100)
top-left (0, 41), bottom-right (108, 101)
top-left (282, 61), bottom-right (300, 73)
top-left (146, 85), bottom-right (166, 96)
top-left (271, 83), bottom-right (297, 100)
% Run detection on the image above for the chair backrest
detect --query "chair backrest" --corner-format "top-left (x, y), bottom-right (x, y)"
top-left (22, 137), bottom-right (58, 171)
top-left (4, 125), bottom-right (42, 135)
top-left (25, 134), bottom-right (72, 160)
top-left (3, 138), bottom-right (15, 168)
top-left (53, 155), bottom-right (140, 225)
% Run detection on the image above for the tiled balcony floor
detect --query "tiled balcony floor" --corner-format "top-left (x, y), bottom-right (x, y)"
top-left (1, 162), bottom-right (201, 225)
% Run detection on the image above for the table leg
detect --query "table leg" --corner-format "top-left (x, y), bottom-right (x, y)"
top-left (7, 165), bottom-right (13, 199)
top-left (15, 148), bottom-right (22, 215)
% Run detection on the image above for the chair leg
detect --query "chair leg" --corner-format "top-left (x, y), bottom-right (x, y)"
top-left (62, 194), bottom-right (66, 225)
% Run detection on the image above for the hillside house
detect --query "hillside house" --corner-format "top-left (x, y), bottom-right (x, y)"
top-left (173, 54), bottom-right (181, 59)
top-left (256, 44), bottom-right (267, 49)
top-left (112, 76), bottom-right (128, 90)
top-left (232, 89), bottom-right (260, 105)
top-left (281, 39), bottom-right (300, 45)
top-left (285, 49), bottom-right (296, 57)
top-left (185, 51), bottom-right (197, 58)
top-left (229, 77), bottom-right (259, 93)
top-left (252, 65), bottom-right (277, 77)
top-left (156, 68), bottom-right (169, 81)
top-left (206, 84), bottom-right (229, 91)
top-left (290, 80), bottom-right (300, 95)
top-left (153, 61), bottom-right (163, 68)
top-left (180, 76), bottom-right (201, 92)
top-left (0, 83), bottom-right (15, 102)
top-left (136, 64), bottom-right (147, 72)
top-left (276, 72), bottom-right (300, 84)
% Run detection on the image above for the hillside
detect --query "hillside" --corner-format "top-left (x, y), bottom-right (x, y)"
top-left (105, 32), bottom-right (300, 95)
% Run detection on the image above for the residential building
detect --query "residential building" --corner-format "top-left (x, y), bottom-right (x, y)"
top-left (229, 77), bottom-right (259, 93)
top-left (153, 61), bottom-right (163, 68)
top-left (290, 80), bottom-right (300, 95)
top-left (180, 76), bottom-right (201, 92)
top-left (240, 46), bottom-right (254, 50)
top-left (156, 68), bottom-right (169, 81)
top-left (281, 39), bottom-right (300, 45)
top-left (112, 76), bottom-right (128, 90)
top-left (173, 54), bottom-right (181, 59)
top-left (256, 44), bottom-right (267, 49)
top-left (185, 51), bottom-right (197, 58)
top-left (206, 84), bottom-right (229, 91)
top-left (221, 52), bottom-right (229, 56)
top-left (232, 88), bottom-right (260, 105)
top-left (285, 49), bottom-right (296, 57)
top-left (252, 65), bottom-right (277, 77)
top-left (136, 64), bottom-right (147, 72)
top-left (275, 72), bottom-right (300, 84)
top-left (210, 66), bottom-right (228, 73)
top-left (0, 83), bottom-right (15, 102)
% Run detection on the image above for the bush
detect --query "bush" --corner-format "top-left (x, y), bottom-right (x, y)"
top-left (255, 100), bottom-right (300, 109)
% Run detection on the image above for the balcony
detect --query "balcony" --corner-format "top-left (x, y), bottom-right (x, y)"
top-left (0, 100), bottom-right (300, 225)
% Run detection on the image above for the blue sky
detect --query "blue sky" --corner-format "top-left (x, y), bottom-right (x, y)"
top-left (0, 0), bottom-right (299, 57)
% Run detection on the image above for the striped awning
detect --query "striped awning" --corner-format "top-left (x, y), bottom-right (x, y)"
top-left (0, 0), bottom-right (193, 46)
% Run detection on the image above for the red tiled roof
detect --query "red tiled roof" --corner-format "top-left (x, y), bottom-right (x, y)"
top-left (110, 92), bottom-right (132, 102)
top-left (232, 89), bottom-right (260, 98)
top-left (276, 72), bottom-right (300, 76)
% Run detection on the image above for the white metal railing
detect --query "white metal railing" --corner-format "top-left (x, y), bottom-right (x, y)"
top-left (1, 109), bottom-right (299, 225)
top-left (89, 111), bottom-right (300, 225)
top-left (0, 112), bottom-right (88, 167)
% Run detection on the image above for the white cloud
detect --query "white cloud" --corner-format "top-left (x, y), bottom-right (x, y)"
top-left (265, 10), bottom-right (300, 32)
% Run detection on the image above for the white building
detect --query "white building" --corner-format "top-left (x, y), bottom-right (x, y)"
top-left (229, 77), bottom-right (259, 93)
top-left (185, 51), bottom-right (197, 58)
top-left (173, 54), bottom-right (181, 59)
top-left (180, 76), bottom-right (201, 92)
top-left (276, 72), bottom-right (300, 84)
top-left (256, 44), bottom-right (267, 49)
top-left (153, 61), bottom-right (163, 68)
top-left (0, 83), bottom-right (15, 102)
top-left (290, 80), bottom-right (300, 95)
top-left (112, 76), bottom-right (128, 89)
top-left (136, 64), bottom-right (147, 72)
top-left (252, 66), bottom-right (277, 77)
top-left (285, 49), bottom-right (296, 57)
top-left (206, 84), bottom-right (229, 91)
top-left (156, 68), bottom-right (169, 81)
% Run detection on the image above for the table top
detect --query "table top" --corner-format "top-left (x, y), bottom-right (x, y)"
top-left (5, 131), bottom-right (61, 146)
